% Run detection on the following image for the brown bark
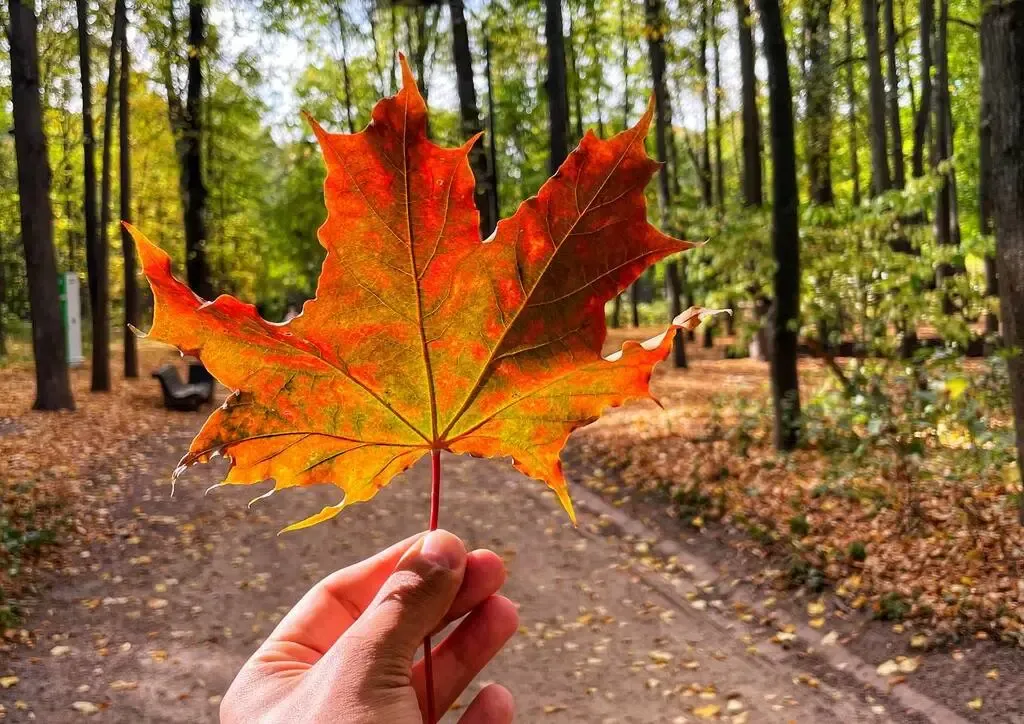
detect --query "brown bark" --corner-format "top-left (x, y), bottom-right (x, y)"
top-left (545, 0), bottom-right (570, 174)
top-left (406, 5), bottom-right (440, 104)
top-left (845, 0), bottom-right (862, 204)
top-left (95, 0), bottom-right (127, 392)
top-left (184, 0), bottom-right (212, 299)
top-left (645, 0), bottom-right (687, 368)
top-left (483, 27), bottom-right (500, 225)
top-left (884, 0), bottom-right (906, 188)
top-left (736, 0), bottom-right (763, 206)
top-left (566, 0), bottom-right (584, 142)
top-left (805, 0), bottom-right (834, 205)
top-left (862, 0), bottom-right (892, 195)
top-left (912, 0), bottom-right (933, 178)
top-left (331, 2), bottom-right (355, 134)
top-left (76, 0), bottom-right (109, 391)
top-left (665, 261), bottom-right (687, 367)
top-left (621, 0), bottom-right (640, 323)
top-left (698, 2), bottom-right (714, 208)
top-left (120, 8), bottom-right (137, 378)
top-left (712, 0), bottom-right (725, 211)
top-left (934, 0), bottom-right (962, 308)
top-left (980, 35), bottom-right (999, 336)
top-left (7, 0), bottom-right (75, 410)
top-left (450, 0), bottom-right (498, 237)
top-left (981, 0), bottom-right (1024, 523)
top-left (757, 0), bottom-right (802, 450)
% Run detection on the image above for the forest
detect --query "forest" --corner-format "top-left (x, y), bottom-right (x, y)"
top-left (3, 0), bottom-right (1024, 720)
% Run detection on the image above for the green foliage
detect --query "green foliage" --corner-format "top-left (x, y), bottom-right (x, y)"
top-left (847, 540), bottom-right (868, 562)
top-left (788, 513), bottom-right (810, 537)
top-left (875, 591), bottom-right (910, 621)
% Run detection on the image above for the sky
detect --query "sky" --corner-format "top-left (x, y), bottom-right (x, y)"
top-left (209, 0), bottom-right (756, 143)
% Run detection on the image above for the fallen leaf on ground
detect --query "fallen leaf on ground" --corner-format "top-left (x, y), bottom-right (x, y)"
top-left (693, 703), bottom-right (721, 719)
top-left (71, 701), bottom-right (100, 715)
top-left (897, 657), bottom-right (919, 673)
top-left (876, 660), bottom-right (899, 677)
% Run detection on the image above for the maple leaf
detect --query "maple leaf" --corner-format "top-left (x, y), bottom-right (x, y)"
top-left (129, 57), bottom-right (706, 531)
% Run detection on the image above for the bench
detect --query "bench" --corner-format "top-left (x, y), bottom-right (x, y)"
top-left (152, 364), bottom-right (214, 411)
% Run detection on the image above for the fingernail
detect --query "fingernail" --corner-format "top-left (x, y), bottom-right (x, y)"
top-left (419, 530), bottom-right (464, 571)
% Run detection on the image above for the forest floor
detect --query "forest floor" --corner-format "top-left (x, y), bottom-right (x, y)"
top-left (0, 336), bottom-right (1021, 722)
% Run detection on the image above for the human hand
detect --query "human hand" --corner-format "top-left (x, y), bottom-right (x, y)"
top-left (221, 530), bottom-right (518, 723)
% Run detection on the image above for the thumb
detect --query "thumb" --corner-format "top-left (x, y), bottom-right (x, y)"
top-left (340, 529), bottom-right (466, 672)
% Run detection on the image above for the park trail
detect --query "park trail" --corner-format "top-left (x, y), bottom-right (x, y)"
top-left (0, 421), bottom-right (926, 723)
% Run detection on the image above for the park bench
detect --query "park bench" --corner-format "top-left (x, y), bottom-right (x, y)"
top-left (152, 363), bottom-right (214, 412)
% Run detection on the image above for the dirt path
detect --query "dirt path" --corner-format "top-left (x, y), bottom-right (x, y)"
top-left (2, 428), bottom-right (901, 723)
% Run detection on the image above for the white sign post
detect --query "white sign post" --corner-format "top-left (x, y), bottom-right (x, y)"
top-left (61, 272), bottom-right (84, 367)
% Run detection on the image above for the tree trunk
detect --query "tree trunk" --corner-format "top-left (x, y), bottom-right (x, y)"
top-left (981, 0), bottom-right (1024, 523)
top-left (912, 0), bottom-right (933, 178)
top-left (980, 30), bottom-right (999, 336)
top-left (450, 0), bottom-right (498, 237)
top-left (611, 295), bottom-right (622, 328)
top-left (709, 0), bottom-right (723, 345)
top-left (622, 0), bottom-right (640, 319)
top-left (407, 6), bottom-right (440, 104)
top-left (0, 239), bottom-right (6, 357)
top-left (76, 0), bottom-right (107, 390)
top-left (545, 0), bottom-right (570, 173)
top-left (736, 0), bottom-right (763, 206)
top-left (805, 0), bottom-right (834, 205)
top-left (184, 0), bottom-right (212, 299)
top-left (120, 10), bottom-right (137, 378)
top-left (712, 0), bottom-right (725, 211)
top-left (667, 108), bottom-right (683, 199)
top-left (566, 0), bottom-right (584, 142)
top-left (757, 0), bottom-right (801, 450)
top-left (933, 0), bottom-right (960, 308)
top-left (586, 0), bottom-right (605, 138)
top-left (620, 0), bottom-right (630, 130)
top-left (900, 0), bottom-right (918, 123)
top-left (95, 0), bottom-right (126, 392)
top-left (332, 2), bottom-right (355, 134)
top-left (645, 0), bottom-right (687, 369)
top-left (666, 261), bottom-right (687, 367)
top-left (367, 2), bottom-right (387, 96)
top-left (698, 3), bottom-right (714, 208)
top-left (884, 0), bottom-right (906, 188)
top-left (388, 4), bottom-right (398, 94)
top-left (483, 27), bottom-right (501, 226)
top-left (845, 0), bottom-right (862, 204)
top-left (862, 0), bottom-right (892, 195)
top-left (7, 0), bottom-right (75, 410)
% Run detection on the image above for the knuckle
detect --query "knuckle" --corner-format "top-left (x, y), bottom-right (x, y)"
top-left (379, 567), bottom-right (445, 611)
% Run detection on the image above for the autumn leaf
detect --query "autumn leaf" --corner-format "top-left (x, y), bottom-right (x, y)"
top-left (129, 56), bottom-right (704, 531)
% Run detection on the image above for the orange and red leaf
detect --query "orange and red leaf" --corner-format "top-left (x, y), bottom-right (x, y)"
top-left (130, 56), bottom-right (702, 530)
